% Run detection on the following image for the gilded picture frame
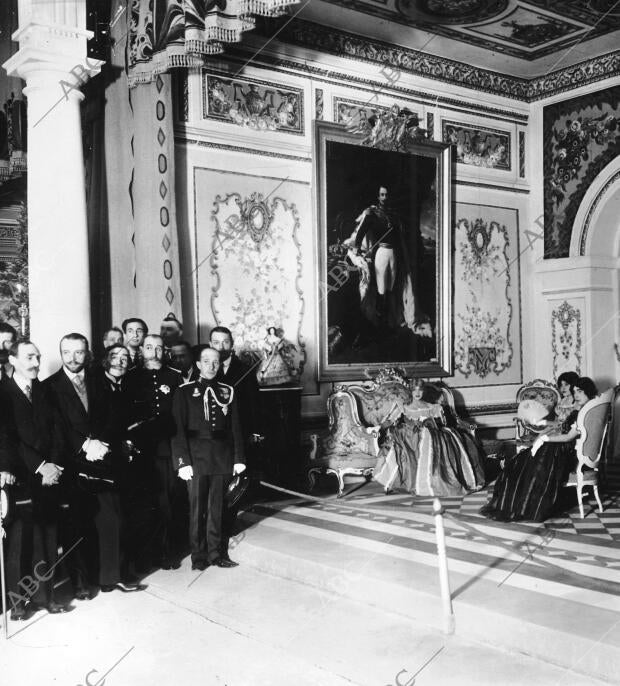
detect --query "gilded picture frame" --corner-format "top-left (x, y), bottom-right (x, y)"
top-left (314, 121), bottom-right (453, 381)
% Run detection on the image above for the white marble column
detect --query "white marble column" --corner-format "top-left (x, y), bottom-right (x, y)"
top-left (3, 0), bottom-right (102, 376)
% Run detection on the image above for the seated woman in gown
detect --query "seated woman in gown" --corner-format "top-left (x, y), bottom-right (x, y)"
top-left (373, 379), bottom-right (486, 496)
top-left (556, 371), bottom-right (580, 423)
top-left (481, 376), bottom-right (598, 522)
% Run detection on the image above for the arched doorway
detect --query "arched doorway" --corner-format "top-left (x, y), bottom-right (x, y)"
top-left (571, 157), bottom-right (620, 460)
top-left (536, 158), bottom-right (620, 390)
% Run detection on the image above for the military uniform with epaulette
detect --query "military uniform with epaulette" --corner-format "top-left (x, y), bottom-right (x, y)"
top-left (124, 364), bottom-right (184, 569)
top-left (171, 378), bottom-right (244, 566)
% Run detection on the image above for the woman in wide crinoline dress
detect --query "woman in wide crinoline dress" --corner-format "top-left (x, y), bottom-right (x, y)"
top-left (373, 381), bottom-right (486, 496)
top-left (480, 376), bottom-right (598, 522)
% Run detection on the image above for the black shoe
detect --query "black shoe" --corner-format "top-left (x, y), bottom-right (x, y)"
top-left (10, 604), bottom-right (29, 621)
top-left (212, 557), bottom-right (239, 568)
top-left (46, 600), bottom-right (68, 614)
top-left (100, 584), bottom-right (116, 593)
top-left (191, 560), bottom-right (209, 571)
top-left (75, 587), bottom-right (92, 601)
top-left (159, 557), bottom-right (181, 570)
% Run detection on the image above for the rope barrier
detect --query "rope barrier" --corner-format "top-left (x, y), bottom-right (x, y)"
top-left (256, 479), bottom-right (455, 633)
top-left (256, 479), bottom-right (433, 514)
top-left (0, 488), bottom-right (8, 639)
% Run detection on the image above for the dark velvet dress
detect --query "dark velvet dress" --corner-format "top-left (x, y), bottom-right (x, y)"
top-left (480, 411), bottom-right (579, 522)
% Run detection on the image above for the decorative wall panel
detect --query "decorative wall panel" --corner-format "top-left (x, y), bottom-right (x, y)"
top-left (315, 88), bottom-right (324, 120)
top-left (203, 73), bottom-right (304, 134)
top-left (193, 168), bottom-right (315, 391)
top-left (442, 120), bottom-right (511, 170)
top-left (551, 300), bottom-right (582, 377)
top-left (334, 98), bottom-right (387, 129)
top-left (543, 85), bottom-right (620, 258)
top-left (453, 203), bottom-right (522, 387)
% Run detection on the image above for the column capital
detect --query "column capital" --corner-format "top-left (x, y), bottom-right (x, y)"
top-left (2, 1), bottom-right (104, 85)
top-left (4, 46), bottom-right (103, 88)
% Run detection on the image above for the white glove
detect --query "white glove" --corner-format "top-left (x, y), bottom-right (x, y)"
top-left (39, 463), bottom-right (64, 486)
top-left (233, 463), bottom-right (246, 476)
top-left (0, 471), bottom-right (15, 487)
top-left (84, 439), bottom-right (109, 462)
top-left (178, 465), bottom-right (193, 481)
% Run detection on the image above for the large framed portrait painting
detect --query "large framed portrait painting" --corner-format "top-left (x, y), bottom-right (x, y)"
top-left (315, 121), bottom-right (452, 381)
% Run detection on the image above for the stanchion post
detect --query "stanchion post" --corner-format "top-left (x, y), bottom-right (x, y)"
top-left (0, 488), bottom-right (8, 639)
top-left (433, 497), bottom-right (455, 635)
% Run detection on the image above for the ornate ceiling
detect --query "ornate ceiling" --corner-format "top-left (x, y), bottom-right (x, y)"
top-left (300, 0), bottom-right (620, 78)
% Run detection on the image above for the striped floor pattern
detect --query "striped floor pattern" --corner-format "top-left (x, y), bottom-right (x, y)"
top-left (344, 463), bottom-right (620, 542)
top-left (248, 463), bottom-right (620, 609)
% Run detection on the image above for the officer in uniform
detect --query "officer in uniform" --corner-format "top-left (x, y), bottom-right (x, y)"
top-left (125, 334), bottom-right (183, 570)
top-left (171, 345), bottom-right (245, 571)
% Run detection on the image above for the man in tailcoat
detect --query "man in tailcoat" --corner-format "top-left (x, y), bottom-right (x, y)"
top-left (0, 339), bottom-right (66, 618)
top-left (44, 333), bottom-right (141, 594)
top-left (209, 327), bottom-right (259, 443)
top-left (172, 346), bottom-right (245, 570)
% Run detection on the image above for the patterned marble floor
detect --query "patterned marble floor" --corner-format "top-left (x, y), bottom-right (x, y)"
top-left (246, 463), bottom-right (620, 607)
top-left (236, 465), bottom-right (620, 683)
top-left (343, 462), bottom-right (620, 538)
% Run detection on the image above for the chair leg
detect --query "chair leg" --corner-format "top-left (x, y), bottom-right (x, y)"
top-left (336, 470), bottom-right (345, 498)
top-left (308, 469), bottom-right (319, 491)
top-left (593, 485), bottom-right (604, 514)
top-left (577, 485), bottom-right (585, 519)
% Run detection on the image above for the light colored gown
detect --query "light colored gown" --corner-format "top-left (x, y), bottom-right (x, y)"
top-left (373, 400), bottom-right (485, 496)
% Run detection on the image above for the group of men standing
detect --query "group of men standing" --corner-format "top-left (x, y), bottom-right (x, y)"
top-left (0, 316), bottom-right (259, 621)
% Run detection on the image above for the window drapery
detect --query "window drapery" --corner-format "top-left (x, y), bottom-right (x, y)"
top-left (128, 0), bottom-right (299, 87)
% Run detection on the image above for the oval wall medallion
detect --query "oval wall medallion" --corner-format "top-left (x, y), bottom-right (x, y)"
top-left (242, 193), bottom-right (273, 243)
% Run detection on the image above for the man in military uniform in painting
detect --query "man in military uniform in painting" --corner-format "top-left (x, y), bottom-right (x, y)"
top-left (125, 334), bottom-right (183, 570)
top-left (349, 184), bottom-right (419, 331)
top-left (171, 346), bottom-right (245, 571)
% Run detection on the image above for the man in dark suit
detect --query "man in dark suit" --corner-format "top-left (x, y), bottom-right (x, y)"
top-left (210, 327), bottom-right (259, 444)
top-left (210, 327), bottom-right (260, 551)
top-left (121, 318), bottom-right (148, 370)
top-left (172, 346), bottom-right (245, 570)
top-left (0, 339), bottom-right (66, 618)
top-left (44, 333), bottom-right (141, 595)
top-left (160, 313), bottom-right (183, 363)
top-left (170, 340), bottom-right (199, 385)
top-left (0, 322), bottom-right (17, 380)
top-left (125, 334), bottom-right (183, 569)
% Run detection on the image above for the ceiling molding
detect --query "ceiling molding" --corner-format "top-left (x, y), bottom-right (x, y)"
top-left (263, 18), bottom-right (619, 103)
top-left (321, 0), bottom-right (620, 62)
top-left (228, 49), bottom-right (529, 122)
top-left (528, 51), bottom-right (620, 101)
